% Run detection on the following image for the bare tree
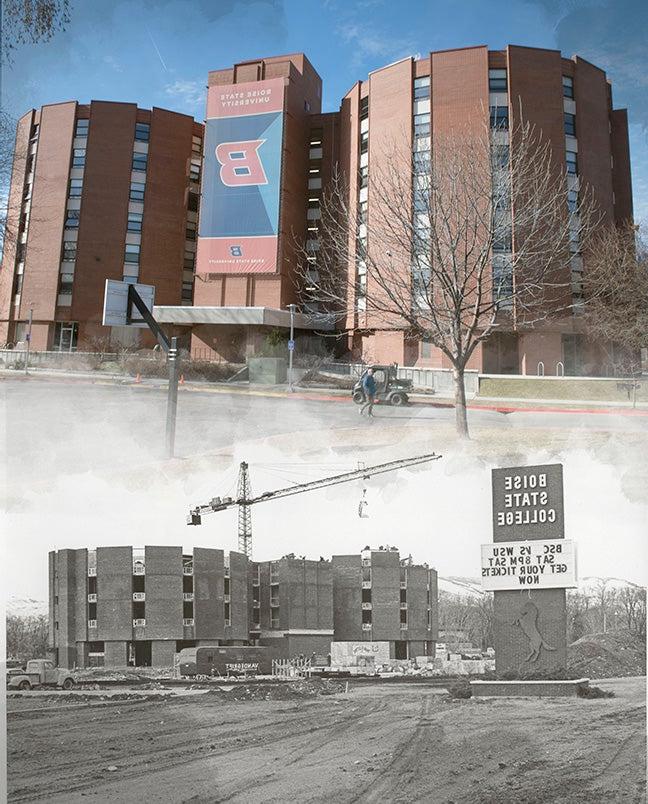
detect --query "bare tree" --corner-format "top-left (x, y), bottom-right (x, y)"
top-left (582, 223), bottom-right (648, 376)
top-left (6, 614), bottom-right (49, 662)
top-left (1, 0), bottom-right (70, 63)
top-left (295, 118), bottom-right (598, 437)
top-left (618, 585), bottom-right (647, 640)
top-left (0, 109), bottom-right (27, 257)
top-left (566, 590), bottom-right (592, 643)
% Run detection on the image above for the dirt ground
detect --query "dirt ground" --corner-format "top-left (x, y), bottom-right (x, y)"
top-left (6, 676), bottom-right (646, 804)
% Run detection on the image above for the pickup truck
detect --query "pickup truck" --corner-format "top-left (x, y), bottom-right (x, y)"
top-left (7, 659), bottom-right (76, 691)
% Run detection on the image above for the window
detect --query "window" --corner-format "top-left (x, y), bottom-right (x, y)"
top-left (492, 144), bottom-right (509, 169)
top-left (562, 76), bottom-right (574, 99)
top-left (414, 75), bottom-right (430, 100)
top-left (185, 223), bottom-right (197, 241)
top-left (72, 148), bottom-right (86, 167)
top-left (187, 192), bottom-right (199, 212)
top-left (567, 189), bottom-right (579, 214)
top-left (413, 151), bottom-right (430, 174)
top-left (489, 69), bottom-right (508, 92)
top-left (360, 130), bottom-right (368, 154)
top-left (30, 123), bottom-right (40, 141)
top-left (184, 250), bottom-right (195, 269)
top-left (310, 128), bottom-right (323, 146)
top-left (359, 165), bottom-right (368, 188)
top-left (74, 119), bottom-right (89, 138)
top-left (360, 96), bottom-right (369, 120)
top-left (68, 178), bottom-right (83, 197)
top-left (490, 106), bottom-right (509, 129)
top-left (132, 152), bottom-right (148, 172)
top-left (127, 212), bottom-right (143, 232)
top-left (65, 209), bottom-right (80, 229)
top-left (564, 113), bottom-right (576, 137)
top-left (414, 113), bottom-right (430, 138)
top-left (189, 159), bottom-right (201, 181)
top-left (413, 189), bottom-right (428, 213)
top-left (566, 150), bottom-right (578, 175)
top-left (130, 181), bottom-right (145, 201)
top-left (62, 242), bottom-right (76, 261)
top-left (182, 281), bottom-right (193, 301)
top-left (59, 274), bottom-right (74, 294)
top-left (493, 256), bottom-right (513, 307)
top-left (135, 122), bottom-right (150, 142)
top-left (124, 244), bottom-right (140, 263)
top-left (192, 135), bottom-right (202, 155)
top-left (13, 274), bottom-right (24, 295)
top-left (421, 338), bottom-right (432, 358)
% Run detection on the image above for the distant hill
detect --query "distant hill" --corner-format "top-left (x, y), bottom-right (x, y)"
top-left (6, 597), bottom-right (48, 618)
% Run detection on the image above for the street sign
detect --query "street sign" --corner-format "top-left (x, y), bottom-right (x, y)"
top-left (288, 339), bottom-right (295, 351)
top-left (102, 279), bottom-right (155, 327)
top-left (492, 464), bottom-right (564, 541)
top-left (481, 539), bottom-right (577, 590)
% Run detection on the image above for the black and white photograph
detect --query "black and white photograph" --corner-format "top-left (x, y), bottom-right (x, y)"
top-left (1, 1), bottom-right (646, 802)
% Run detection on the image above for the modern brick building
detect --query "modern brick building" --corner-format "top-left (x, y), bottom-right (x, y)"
top-left (49, 545), bottom-right (438, 667)
top-left (2, 46), bottom-right (633, 373)
top-left (0, 101), bottom-right (203, 351)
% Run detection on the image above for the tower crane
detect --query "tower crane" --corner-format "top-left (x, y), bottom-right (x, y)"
top-left (187, 451), bottom-right (443, 557)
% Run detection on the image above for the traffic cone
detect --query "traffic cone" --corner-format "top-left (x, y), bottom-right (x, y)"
top-left (134, 372), bottom-right (141, 384)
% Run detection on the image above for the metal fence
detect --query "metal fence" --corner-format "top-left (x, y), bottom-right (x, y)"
top-left (319, 361), bottom-right (479, 394)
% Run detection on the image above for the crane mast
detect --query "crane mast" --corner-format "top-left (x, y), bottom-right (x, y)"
top-left (187, 452), bottom-right (443, 536)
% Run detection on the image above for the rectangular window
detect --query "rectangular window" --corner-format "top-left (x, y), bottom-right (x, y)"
top-left (413, 151), bottom-right (430, 174)
top-left (189, 160), bottom-right (201, 181)
top-left (359, 165), bottom-right (368, 188)
top-left (310, 128), bottom-right (323, 146)
top-left (413, 189), bottom-right (428, 213)
top-left (360, 130), bottom-right (368, 154)
top-left (72, 148), bottom-right (86, 168)
top-left (187, 192), bottom-right (199, 212)
top-left (135, 122), bottom-right (150, 142)
top-left (192, 135), bottom-right (202, 154)
top-left (413, 75), bottom-right (430, 100)
top-left (566, 150), bottom-right (578, 175)
top-left (489, 69), bottom-right (508, 92)
top-left (59, 276), bottom-right (74, 295)
top-left (184, 251), bottom-right (195, 269)
top-left (564, 113), bottom-right (576, 137)
top-left (421, 339), bottom-right (432, 358)
top-left (181, 281), bottom-right (193, 301)
top-left (185, 226), bottom-right (197, 241)
top-left (567, 189), bottom-right (579, 214)
top-left (562, 76), bottom-right (574, 99)
top-left (124, 244), bottom-right (140, 263)
top-left (68, 178), bottom-right (83, 197)
top-left (75, 119), bottom-right (89, 138)
top-left (492, 144), bottom-right (509, 169)
top-left (127, 212), bottom-right (143, 232)
top-left (130, 181), bottom-right (145, 201)
top-left (30, 123), bottom-right (40, 141)
top-left (490, 106), bottom-right (509, 129)
top-left (62, 242), bottom-right (77, 261)
top-left (414, 113), bottom-right (430, 138)
top-left (132, 152), bottom-right (148, 172)
top-left (65, 209), bottom-right (80, 229)
top-left (360, 96), bottom-right (369, 120)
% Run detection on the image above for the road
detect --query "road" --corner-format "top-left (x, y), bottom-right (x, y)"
top-left (3, 378), bottom-right (648, 486)
top-left (6, 677), bottom-right (646, 803)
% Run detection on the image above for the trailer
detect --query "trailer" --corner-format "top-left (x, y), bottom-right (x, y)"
top-left (178, 645), bottom-right (285, 679)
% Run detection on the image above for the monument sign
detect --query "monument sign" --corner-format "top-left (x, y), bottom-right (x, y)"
top-left (487, 464), bottom-right (575, 674)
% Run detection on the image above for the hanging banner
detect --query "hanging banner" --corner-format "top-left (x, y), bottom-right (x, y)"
top-left (197, 77), bottom-right (285, 274)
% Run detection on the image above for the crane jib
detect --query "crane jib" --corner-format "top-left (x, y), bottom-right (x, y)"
top-left (187, 452), bottom-right (442, 524)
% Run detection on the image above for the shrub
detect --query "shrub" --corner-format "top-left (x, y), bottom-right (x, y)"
top-left (578, 684), bottom-right (615, 699)
top-left (447, 678), bottom-right (473, 698)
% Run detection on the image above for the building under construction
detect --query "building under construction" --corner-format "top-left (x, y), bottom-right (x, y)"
top-left (49, 545), bottom-right (438, 668)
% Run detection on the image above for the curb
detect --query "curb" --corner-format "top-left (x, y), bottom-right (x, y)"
top-left (2, 369), bottom-right (648, 417)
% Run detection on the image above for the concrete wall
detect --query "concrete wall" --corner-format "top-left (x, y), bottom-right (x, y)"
top-left (96, 547), bottom-right (133, 640)
top-left (194, 548), bottom-right (225, 640)
top-left (104, 641), bottom-right (128, 667)
top-left (226, 551), bottom-right (249, 641)
top-left (369, 550), bottom-right (401, 641)
top-left (151, 640), bottom-right (177, 668)
top-left (145, 546), bottom-right (183, 640)
top-left (331, 555), bottom-right (363, 641)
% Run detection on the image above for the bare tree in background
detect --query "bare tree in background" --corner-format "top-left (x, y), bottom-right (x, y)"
top-left (582, 223), bottom-right (648, 376)
top-left (295, 119), bottom-right (598, 437)
top-left (0, 109), bottom-right (25, 254)
top-left (618, 585), bottom-right (647, 640)
top-left (1, 0), bottom-right (70, 62)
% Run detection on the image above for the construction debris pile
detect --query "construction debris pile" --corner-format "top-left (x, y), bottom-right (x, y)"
top-left (201, 678), bottom-right (345, 701)
top-left (568, 630), bottom-right (646, 678)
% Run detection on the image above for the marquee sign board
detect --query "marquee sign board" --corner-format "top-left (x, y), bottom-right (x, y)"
top-left (481, 539), bottom-right (577, 591)
top-left (492, 463), bottom-right (564, 542)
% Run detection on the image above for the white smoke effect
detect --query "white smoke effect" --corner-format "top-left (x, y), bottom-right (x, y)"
top-left (4, 382), bottom-right (647, 601)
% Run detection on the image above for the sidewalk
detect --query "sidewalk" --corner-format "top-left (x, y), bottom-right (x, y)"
top-left (2, 367), bottom-right (647, 416)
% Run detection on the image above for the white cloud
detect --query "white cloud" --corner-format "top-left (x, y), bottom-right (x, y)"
top-left (338, 23), bottom-right (417, 66)
top-left (164, 78), bottom-right (206, 113)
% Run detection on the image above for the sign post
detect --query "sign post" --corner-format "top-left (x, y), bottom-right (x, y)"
top-left (102, 279), bottom-right (180, 459)
top-left (287, 304), bottom-right (297, 392)
top-left (486, 464), bottom-right (573, 674)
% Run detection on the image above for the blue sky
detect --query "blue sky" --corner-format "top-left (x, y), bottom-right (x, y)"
top-left (4, 0), bottom-right (647, 222)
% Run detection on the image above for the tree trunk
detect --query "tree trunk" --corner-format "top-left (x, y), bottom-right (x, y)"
top-left (453, 366), bottom-right (470, 438)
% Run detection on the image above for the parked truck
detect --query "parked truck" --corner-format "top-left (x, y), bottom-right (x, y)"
top-left (7, 659), bottom-right (76, 691)
top-left (178, 645), bottom-right (284, 678)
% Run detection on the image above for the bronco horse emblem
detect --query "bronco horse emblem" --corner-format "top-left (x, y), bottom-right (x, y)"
top-left (512, 599), bottom-right (556, 663)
